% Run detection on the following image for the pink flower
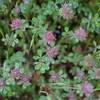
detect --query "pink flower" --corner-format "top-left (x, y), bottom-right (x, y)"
top-left (50, 72), bottom-right (60, 82)
top-left (60, 3), bottom-right (74, 19)
top-left (11, 18), bottom-right (22, 29)
top-left (75, 27), bottom-right (88, 41)
top-left (68, 92), bottom-right (76, 100)
top-left (76, 71), bottom-right (84, 79)
top-left (15, 7), bottom-right (20, 13)
top-left (11, 68), bottom-right (21, 79)
top-left (0, 79), bottom-right (5, 87)
top-left (74, 46), bottom-right (82, 53)
top-left (20, 75), bottom-right (31, 84)
top-left (46, 47), bottom-right (59, 58)
top-left (43, 31), bottom-right (56, 45)
top-left (23, 0), bottom-right (29, 4)
top-left (84, 54), bottom-right (94, 67)
top-left (95, 68), bottom-right (100, 79)
top-left (82, 81), bottom-right (93, 96)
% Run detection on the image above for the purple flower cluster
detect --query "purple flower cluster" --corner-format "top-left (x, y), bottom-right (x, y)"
top-left (68, 92), bottom-right (76, 100)
top-left (10, 18), bottom-right (22, 29)
top-left (50, 72), bottom-right (60, 82)
top-left (76, 71), bottom-right (84, 79)
top-left (82, 81), bottom-right (93, 96)
top-left (43, 31), bottom-right (56, 45)
top-left (20, 75), bottom-right (31, 84)
top-left (15, 6), bottom-right (20, 14)
top-left (60, 3), bottom-right (74, 19)
top-left (11, 68), bottom-right (31, 84)
top-left (43, 31), bottom-right (59, 58)
top-left (46, 47), bottom-right (59, 58)
top-left (84, 54), bottom-right (94, 67)
top-left (75, 27), bottom-right (88, 41)
top-left (11, 68), bottom-right (21, 79)
top-left (0, 78), bottom-right (5, 87)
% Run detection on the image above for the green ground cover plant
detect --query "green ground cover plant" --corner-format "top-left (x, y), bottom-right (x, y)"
top-left (0, 0), bottom-right (100, 99)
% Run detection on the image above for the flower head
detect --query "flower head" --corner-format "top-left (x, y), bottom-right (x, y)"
top-left (0, 78), bottom-right (5, 87)
top-left (68, 92), bottom-right (76, 100)
top-left (74, 45), bottom-right (82, 53)
top-left (20, 75), bottom-right (31, 84)
top-left (23, 0), bottom-right (29, 4)
top-left (11, 68), bottom-right (21, 79)
top-left (76, 71), bottom-right (84, 79)
top-left (11, 18), bottom-right (22, 29)
top-left (46, 47), bottom-right (59, 58)
top-left (43, 31), bottom-right (56, 45)
top-left (95, 68), bottom-right (100, 79)
top-left (84, 54), bottom-right (94, 67)
top-left (82, 81), bottom-right (93, 96)
top-left (50, 72), bottom-right (60, 82)
top-left (15, 6), bottom-right (20, 13)
top-left (60, 3), bottom-right (74, 19)
top-left (75, 27), bottom-right (88, 41)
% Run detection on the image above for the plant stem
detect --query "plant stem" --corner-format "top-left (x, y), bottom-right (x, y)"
top-left (0, 31), bottom-right (4, 38)
top-left (39, 90), bottom-right (48, 95)
top-left (93, 88), bottom-right (100, 92)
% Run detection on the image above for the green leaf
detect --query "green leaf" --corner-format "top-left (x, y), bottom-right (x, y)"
top-left (2, 34), bottom-right (19, 47)
top-left (39, 95), bottom-right (47, 100)
top-left (47, 95), bottom-right (52, 100)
